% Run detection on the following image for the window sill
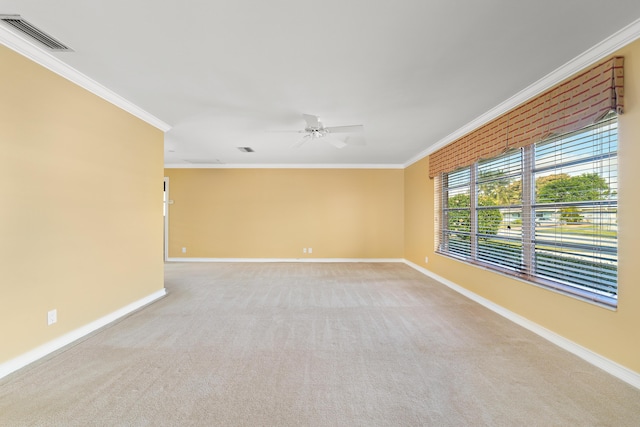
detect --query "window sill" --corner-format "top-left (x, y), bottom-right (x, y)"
top-left (435, 251), bottom-right (618, 310)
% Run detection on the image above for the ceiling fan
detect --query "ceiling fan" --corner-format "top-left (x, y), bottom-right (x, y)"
top-left (275, 114), bottom-right (365, 148)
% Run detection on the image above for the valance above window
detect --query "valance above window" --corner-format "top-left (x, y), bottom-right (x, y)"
top-left (429, 56), bottom-right (624, 178)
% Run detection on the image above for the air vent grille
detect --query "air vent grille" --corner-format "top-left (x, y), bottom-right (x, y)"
top-left (237, 147), bottom-right (255, 153)
top-left (0, 15), bottom-right (73, 51)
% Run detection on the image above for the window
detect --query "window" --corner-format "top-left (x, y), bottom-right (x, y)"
top-left (437, 115), bottom-right (618, 306)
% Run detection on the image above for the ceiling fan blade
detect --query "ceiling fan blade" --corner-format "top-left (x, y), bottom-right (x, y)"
top-left (345, 135), bottom-right (367, 146)
top-left (324, 136), bottom-right (347, 149)
top-left (325, 124), bottom-right (364, 134)
top-left (303, 114), bottom-right (320, 128)
top-left (291, 134), bottom-right (310, 148)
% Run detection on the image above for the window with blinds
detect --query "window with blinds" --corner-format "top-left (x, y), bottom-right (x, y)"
top-left (436, 114), bottom-right (618, 306)
top-left (441, 167), bottom-right (472, 257)
top-left (477, 150), bottom-right (523, 270)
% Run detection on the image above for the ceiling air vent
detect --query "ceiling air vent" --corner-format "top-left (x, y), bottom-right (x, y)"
top-left (237, 147), bottom-right (255, 153)
top-left (0, 15), bottom-right (73, 51)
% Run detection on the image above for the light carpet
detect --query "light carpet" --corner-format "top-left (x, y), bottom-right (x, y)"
top-left (1, 262), bottom-right (639, 426)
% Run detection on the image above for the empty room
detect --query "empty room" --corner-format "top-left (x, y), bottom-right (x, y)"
top-left (2, 1), bottom-right (640, 425)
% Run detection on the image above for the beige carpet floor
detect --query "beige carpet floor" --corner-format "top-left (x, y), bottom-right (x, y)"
top-left (1, 262), bottom-right (639, 426)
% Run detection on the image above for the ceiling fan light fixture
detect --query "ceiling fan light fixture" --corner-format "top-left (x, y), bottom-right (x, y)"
top-left (276, 114), bottom-right (366, 149)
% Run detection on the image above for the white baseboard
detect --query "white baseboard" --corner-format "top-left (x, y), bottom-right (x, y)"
top-left (403, 260), bottom-right (640, 390)
top-left (0, 288), bottom-right (167, 380)
top-left (166, 257), bottom-right (404, 263)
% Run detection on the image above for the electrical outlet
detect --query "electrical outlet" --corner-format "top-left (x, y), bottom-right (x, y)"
top-left (425, 256), bottom-right (429, 263)
top-left (303, 248), bottom-right (307, 254)
top-left (308, 247), bottom-right (313, 254)
top-left (47, 309), bottom-right (57, 326)
top-left (182, 247), bottom-right (187, 253)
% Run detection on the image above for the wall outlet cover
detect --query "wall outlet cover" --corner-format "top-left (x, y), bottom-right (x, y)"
top-left (47, 309), bottom-right (57, 325)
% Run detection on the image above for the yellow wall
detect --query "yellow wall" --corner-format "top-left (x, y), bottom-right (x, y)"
top-left (164, 168), bottom-right (404, 259)
top-left (0, 45), bottom-right (165, 364)
top-left (405, 39), bottom-right (640, 374)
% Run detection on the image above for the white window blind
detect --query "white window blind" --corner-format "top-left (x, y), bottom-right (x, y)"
top-left (476, 150), bottom-right (523, 271)
top-left (441, 167), bottom-right (472, 258)
top-left (532, 116), bottom-right (618, 298)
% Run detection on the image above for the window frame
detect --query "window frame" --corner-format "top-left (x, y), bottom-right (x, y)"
top-left (436, 116), bottom-right (618, 308)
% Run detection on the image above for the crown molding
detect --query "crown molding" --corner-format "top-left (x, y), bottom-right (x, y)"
top-left (164, 163), bottom-right (405, 169)
top-left (404, 16), bottom-right (640, 168)
top-left (0, 25), bottom-right (171, 132)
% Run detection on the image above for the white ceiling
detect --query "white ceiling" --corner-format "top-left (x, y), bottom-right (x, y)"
top-left (2, 1), bottom-right (640, 166)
